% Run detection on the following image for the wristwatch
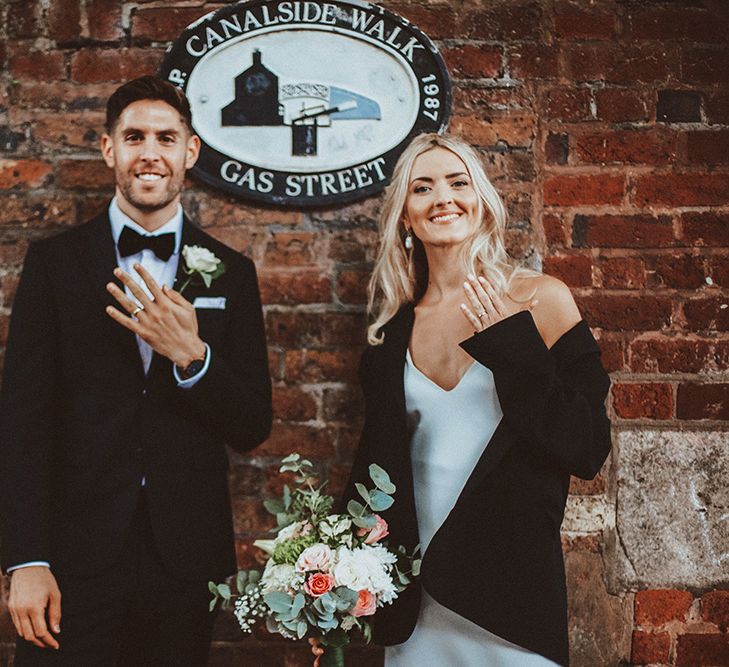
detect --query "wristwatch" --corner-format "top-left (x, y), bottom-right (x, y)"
top-left (177, 346), bottom-right (207, 380)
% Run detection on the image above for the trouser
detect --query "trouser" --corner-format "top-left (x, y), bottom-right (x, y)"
top-left (14, 492), bottom-right (218, 667)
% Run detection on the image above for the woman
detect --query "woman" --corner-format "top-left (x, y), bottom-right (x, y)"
top-left (314, 133), bottom-right (612, 666)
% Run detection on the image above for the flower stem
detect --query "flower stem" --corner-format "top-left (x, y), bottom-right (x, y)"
top-left (320, 646), bottom-right (344, 667)
top-left (178, 276), bottom-right (192, 295)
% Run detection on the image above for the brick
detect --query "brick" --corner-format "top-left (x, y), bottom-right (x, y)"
top-left (577, 295), bottom-right (672, 330)
top-left (630, 337), bottom-right (719, 374)
top-left (635, 589), bottom-right (694, 626)
top-left (569, 473), bottom-right (607, 495)
top-left (444, 45), bottom-right (502, 79)
top-left (0, 195), bottom-right (76, 227)
top-left (657, 90), bottom-right (702, 123)
top-left (71, 48), bottom-right (162, 83)
top-left (328, 230), bottom-right (378, 264)
top-left (0, 239), bottom-right (30, 267)
top-left (612, 384), bottom-right (673, 420)
top-left (600, 257), bottom-right (646, 289)
top-left (258, 270), bottom-right (330, 305)
top-left (87, 0), bottom-right (125, 41)
top-left (336, 270), bottom-right (369, 304)
top-left (543, 254), bottom-right (592, 287)
top-left (389, 4), bottom-right (456, 41)
top-left (449, 114), bottom-right (536, 148)
top-left (708, 257), bottom-right (729, 287)
top-left (683, 297), bottom-right (729, 332)
top-left (701, 590), bottom-right (729, 630)
top-left (48, 0), bottom-right (82, 43)
top-left (0, 160), bottom-right (53, 189)
top-left (633, 173), bottom-right (729, 207)
top-left (29, 111), bottom-right (105, 149)
top-left (543, 88), bottom-right (592, 122)
top-left (573, 129), bottom-right (677, 166)
top-left (284, 349), bottom-right (360, 384)
top-left (631, 630), bottom-right (671, 665)
top-left (685, 130), bottom-right (729, 165)
top-left (231, 496), bottom-right (276, 534)
top-left (682, 47), bottom-right (729, 84)
top-left (132, 7), bottom-right (212, 42)
top-left (627, 6), bottom-right (726, 42)
top-left (542, 214), bottom-right (567, 247)
top-left (0, 274), bottom-right (21, 308)
top-left (543, 175), bottom-right (624, 206)
top-left (265, 311), bottom-right (365, 347)
top-left (676, 633), bottom-right (729, 666)
top-left (545, 132), bottom-right (569, 165)
top-left (9, 81), bottom-right (117, 112)
top-left (258, 423), bottom-right (335, 458)
top-left (6, 1), bottom-right (40, 38)
top-left (507, 44), bottom-right (559, 80)
top-left (272, 385), bottom-right (317, 422)
top-left (677, 383), bottom-right (729, 420)
top-left (9, 47), bottom-right (66, 81)
top-left (682, 212), bottom-right (729, 246)
top-left (501, 152), bottom-right (535, 182)
top-left (596, 335), bottom-right (625, 372)
top-left (263, 232), bottom-right (321, 266)
top-left (321, 386), bottom-right (361, 423)
top-left (452, 87), bottom-right (533, 116)
top-left (56, 159), bottom-right (115, 190)
top-left (705, 90), bottom-right (729, 124)
top-left (563, 43), bottom-right (675, 84)
top-left (652, 254), bottom-right (706, 289)
top-left (228, 463), bottom-right (265, 498)
top-left (555, 8), bottom-right (616, 40)
top-left (459, 3), bottom-right (544, 41)
top-left (595, 89), bottom-right (650, 123)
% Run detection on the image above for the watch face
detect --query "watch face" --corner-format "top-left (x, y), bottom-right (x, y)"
top-left (185, 358), bottom-right (205, 378)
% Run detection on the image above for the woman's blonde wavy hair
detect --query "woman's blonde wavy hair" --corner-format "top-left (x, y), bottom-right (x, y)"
top-left (367, 132), bottom-right (537, 345)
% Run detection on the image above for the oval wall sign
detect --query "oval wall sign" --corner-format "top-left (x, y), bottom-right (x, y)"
top-left (160, 0), bottom-right (451, 206)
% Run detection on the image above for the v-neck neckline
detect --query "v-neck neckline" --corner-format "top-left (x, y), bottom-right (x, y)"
top-left (406, 348), bottom-right (478, 393)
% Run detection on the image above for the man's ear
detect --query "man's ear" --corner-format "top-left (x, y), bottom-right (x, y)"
top-left (185, 133), bottom-right (201, 169)
top-left (100, 133), bottom-right (115, 168)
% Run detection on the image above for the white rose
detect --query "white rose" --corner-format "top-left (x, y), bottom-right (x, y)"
top-left (182, 245), bottom-right (221, 273)
top-left (332, 547), bottom-right (370, 591)
top-left (295, 543), bottom-right (333, 573)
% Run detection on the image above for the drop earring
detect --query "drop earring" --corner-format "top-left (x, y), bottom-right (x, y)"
top-left (404, 229), bottom-right (413, 250)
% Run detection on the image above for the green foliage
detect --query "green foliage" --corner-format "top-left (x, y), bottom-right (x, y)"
top-left (272, 533), bottom-right (317, 565)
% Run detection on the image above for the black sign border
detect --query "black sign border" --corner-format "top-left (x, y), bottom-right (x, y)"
top-left (160, 0), bottom-right (451, 207)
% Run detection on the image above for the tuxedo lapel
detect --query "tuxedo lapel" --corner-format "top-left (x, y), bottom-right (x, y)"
top-left (79, 210), bottom-right (145, 379)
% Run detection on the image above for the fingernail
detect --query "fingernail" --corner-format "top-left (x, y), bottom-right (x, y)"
top-left (467, 273), bottom-right (475, 281)
top-left (478, 276), bottom-right (486, 283)
top-left (463, 281), bottom-right (469, 289)
top-left (53, 625), bottom-right (60, 633)
top-left (460, 303), bottom-right (467, 309)
top-left (113, 268), bottom-right (121, 275)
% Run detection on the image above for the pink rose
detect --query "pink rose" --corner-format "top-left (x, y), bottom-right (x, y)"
top-left (296, 544), bottom-right (333, 572)
top-left (357, 514), bottom-right (389, 545)
top-left (351, 589), bottom-right (377, 617)
top-left (304, 572), bottom-right (335, 598)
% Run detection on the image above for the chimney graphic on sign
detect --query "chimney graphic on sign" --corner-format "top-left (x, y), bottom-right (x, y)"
top-left (221, 49), bottom-right (284, 126)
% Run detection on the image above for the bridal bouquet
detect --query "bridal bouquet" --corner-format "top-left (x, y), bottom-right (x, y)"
top-left (210, 454), bottom-right (420, 666)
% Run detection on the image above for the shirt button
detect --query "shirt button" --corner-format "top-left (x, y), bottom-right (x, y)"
top-left (142, 389), bottom-right (147, 396)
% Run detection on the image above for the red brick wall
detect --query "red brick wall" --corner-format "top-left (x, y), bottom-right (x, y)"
top-left (1, 1), bottom-right (728, 665)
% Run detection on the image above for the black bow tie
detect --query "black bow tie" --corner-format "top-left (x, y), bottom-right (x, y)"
top-left (118, 225), bottom-right (176, 261)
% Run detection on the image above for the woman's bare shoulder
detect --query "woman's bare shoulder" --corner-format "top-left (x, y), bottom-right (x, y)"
top-left (510, 273), bottom-right (582, 349)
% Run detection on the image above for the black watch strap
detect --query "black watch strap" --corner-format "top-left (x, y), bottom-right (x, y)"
top-left (178, 346), bottom-right (207, 380)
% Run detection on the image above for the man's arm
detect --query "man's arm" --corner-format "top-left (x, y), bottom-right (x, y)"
top-left (0, 242), bottom-right (63, 648)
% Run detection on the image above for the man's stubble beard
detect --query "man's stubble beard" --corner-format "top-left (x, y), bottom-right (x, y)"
top-left (118, 177), bottom-right (183, 214)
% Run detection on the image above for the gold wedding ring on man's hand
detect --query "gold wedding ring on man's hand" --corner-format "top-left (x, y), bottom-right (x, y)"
top-left (477, 311), bottom-right (487, 319)
top-left (130, 306), bottom-right (144, 318)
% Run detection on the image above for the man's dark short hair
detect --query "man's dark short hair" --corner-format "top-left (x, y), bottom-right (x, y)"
top-left (105, 75), bottom-right (194, 134)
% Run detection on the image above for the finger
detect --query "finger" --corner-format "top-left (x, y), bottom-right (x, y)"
top-left (9, 606), bottom-right (22, 636)
top-left (29, 611), bottom-right (58, 650)
top-left (106, 283), bottom-right (144, 316)
top-left (113, 268), bottom-right (153, 309)
top-left (460, 303), bottom-right (482, 332)
top-left (133, 263), bottom-right (163, 301)
top-left (162, 285), bottom-right (192, 309)
top-left (462, 282), bottom-right (487, 320)
top-left (478, 276), bottom-right (506, 316)
top-left (19, 616), bottom-right (45, 649)
top-left (48, 589), bottom-right (61, 635)
top-left (528, 298), bottom-right (540, 311)
top-left (105, 305), bottom-right (142, 334)
top-left (470, 275), bottom-right (494, 314)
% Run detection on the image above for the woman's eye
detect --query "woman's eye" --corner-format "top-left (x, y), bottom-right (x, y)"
top-left (413, 185), bottom-right (429, 194)
top-left (452, 180), bottom-right (469, 188)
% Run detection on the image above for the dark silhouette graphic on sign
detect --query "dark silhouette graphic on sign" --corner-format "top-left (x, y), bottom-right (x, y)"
top-left (221, 49), bottom-right (284, 126)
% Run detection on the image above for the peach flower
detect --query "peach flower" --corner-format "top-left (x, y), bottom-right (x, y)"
top-left (357, 514), bottom-right (389, 545)
top-left (351, 589), bottom-right (377, 617)
top-left (304, 572), bottom-right (335, 598)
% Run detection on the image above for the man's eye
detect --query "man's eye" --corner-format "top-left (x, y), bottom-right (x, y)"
top-left (160, 135), bottom-right (175, 143)
top-left (125, 134), bottom-right (141, 142)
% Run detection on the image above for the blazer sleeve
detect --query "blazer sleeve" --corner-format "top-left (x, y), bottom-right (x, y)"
top-left (0, 242), bottom-right (58, 571)
top-left (174, 256), bottom-right (272, 452)
top-left (460, 310), bottom-right (612, 480)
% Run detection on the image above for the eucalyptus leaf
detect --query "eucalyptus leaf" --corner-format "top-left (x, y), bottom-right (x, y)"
top-left (208, 581), bottom-right (218, 596)
top-left (265, 591), bottom-right (293, 613)
top-left (369, 489), bottom-right (394, 512)
top-left (412, 559), bottom-right (422, 577)
top-left (281, 453), bottom-right (300, 464)
top-left (248, 570), bottom-right (261, 584)
top-left (236, 571), bottom-right (248, 594)
top-left (291, 592), bottom-right (305, 617)
top-left (347, 499), bottom-right (365, 517)
top-left (297, 620), bottom-right (308, 639)
top-left (217, 584), bottom-right (231, 600)
top-left (263, 499), bottom-right (284, 515)
top-left (369, 463), bottom-right (396, 494)
top-left (355, 482), bottom-right (370, 504)
top-left (362, 620), bottom-right (373, 644)
top-left (209, 597), bottom-right (217, 612)
top-left (352, 514), bottom-right (378, 529)
top-left (283, 484), bottom-right (291, 510)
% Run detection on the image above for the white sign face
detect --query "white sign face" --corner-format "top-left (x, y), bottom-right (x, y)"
top-left (161, 0), bottom-right (451, 206)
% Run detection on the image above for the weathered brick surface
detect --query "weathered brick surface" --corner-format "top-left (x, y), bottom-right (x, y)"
top-left (1, 1), bottom-right (728, 665)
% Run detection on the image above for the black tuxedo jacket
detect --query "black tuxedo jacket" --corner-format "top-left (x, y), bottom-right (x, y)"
top-left (0, 210), bottom-right (272, 582)
top-left (344, 306), bottom-right (612, 666)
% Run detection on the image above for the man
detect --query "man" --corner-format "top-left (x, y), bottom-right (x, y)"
top-left (0, 76), bottom-right (272, 665)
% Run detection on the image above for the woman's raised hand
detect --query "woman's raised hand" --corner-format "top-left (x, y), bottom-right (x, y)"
top-left (460, 274), bottom-right (537, 333)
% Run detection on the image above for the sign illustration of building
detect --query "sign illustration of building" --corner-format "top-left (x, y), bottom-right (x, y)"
top-left (220, 49), bottom-right (381, 156)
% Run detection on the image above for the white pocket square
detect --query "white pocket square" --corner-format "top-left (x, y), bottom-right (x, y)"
top-left (193, 296), bottom-right (226, 309)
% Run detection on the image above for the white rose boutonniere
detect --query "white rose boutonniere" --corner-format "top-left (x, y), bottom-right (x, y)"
top-left (179, 244), bottom-right (226, 293)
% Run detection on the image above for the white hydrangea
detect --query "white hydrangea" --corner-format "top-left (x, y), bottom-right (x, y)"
top-left (260, 561), bottom-right (303, 594)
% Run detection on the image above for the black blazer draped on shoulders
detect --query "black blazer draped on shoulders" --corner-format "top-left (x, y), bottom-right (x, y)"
top-left (343, 304), bottom-right (612, 666)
